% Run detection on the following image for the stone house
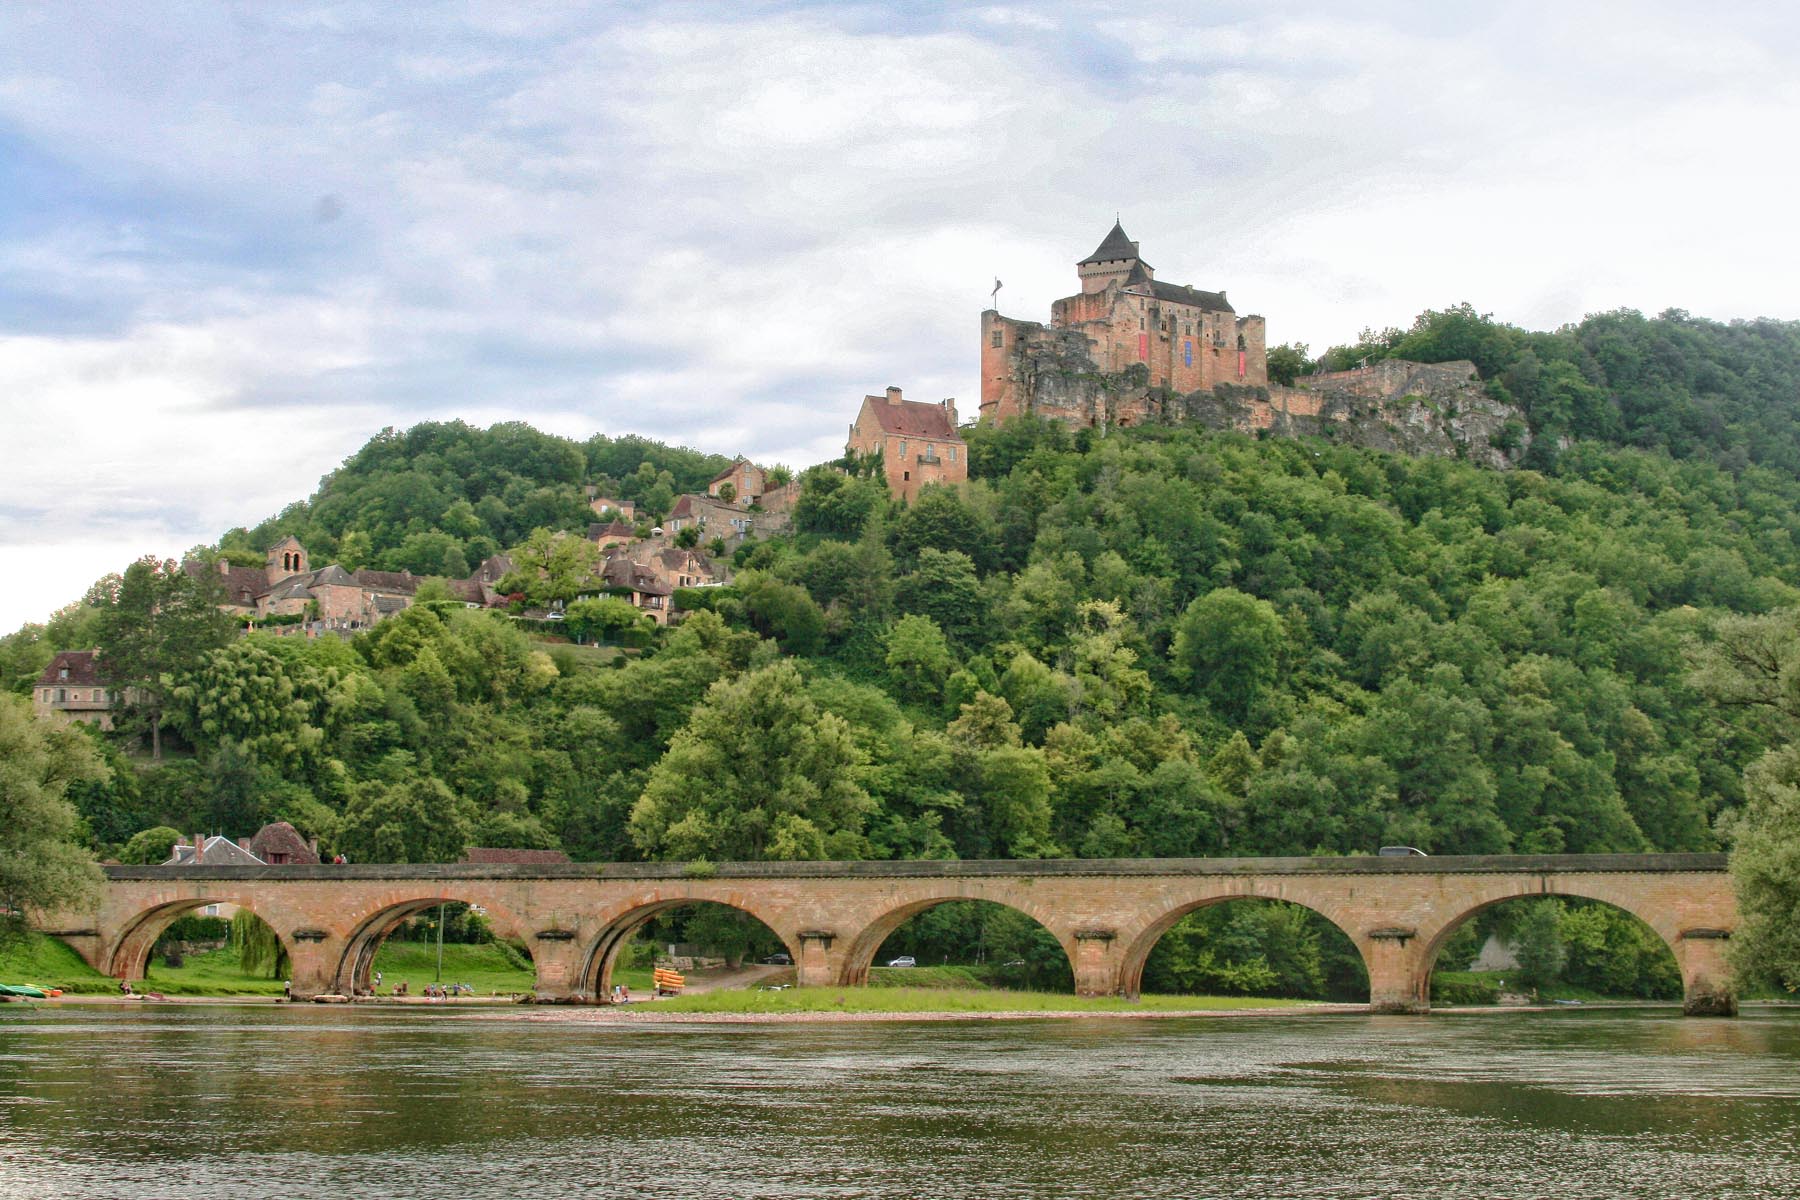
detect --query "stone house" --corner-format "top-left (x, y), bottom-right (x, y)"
top-left (599, 539), bottom-right (724, 625)
top-left (188, 540), bottom-right (512, 633)
top-left (981, 221), bottom-right (1269, 427)
top-left (247, 821), bottom-right (322, 866)
top-left (32, 650), bottom-right (119, 729)
top-left (165, 834), bottom-right (267, 867)
top-left (846, 386), bottom-right (967, 504)
top-left (706, 458), bottom-right (767, 503)
top-left (588, 496), bottom-right (636, 521)
top-left (666, 494), bottom-right (758, 542)
top-left (587, 519), bottom-right (637, 551)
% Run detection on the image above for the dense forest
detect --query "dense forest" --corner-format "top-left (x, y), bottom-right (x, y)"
top-left (8, 303), bottom-right (1800, 998)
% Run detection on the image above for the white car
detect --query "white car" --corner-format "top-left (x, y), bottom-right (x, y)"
top-left (886, 955), bottom-right (916, 968)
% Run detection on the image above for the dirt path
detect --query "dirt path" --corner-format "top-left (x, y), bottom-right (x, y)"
top-left (676, 963), bottom-right (787, 995)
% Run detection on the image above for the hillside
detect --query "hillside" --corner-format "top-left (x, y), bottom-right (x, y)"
top-left (6, 302), bottom-right (1800, 873)
top-left (9, 302), bottom-right (1800, 1001)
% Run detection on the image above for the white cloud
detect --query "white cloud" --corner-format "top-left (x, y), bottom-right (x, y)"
top-left (2, 1), bottom-right (1799, 632)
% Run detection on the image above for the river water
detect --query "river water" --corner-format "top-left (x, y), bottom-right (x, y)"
top-left (2, 1005), bottom-right (1797, 1199)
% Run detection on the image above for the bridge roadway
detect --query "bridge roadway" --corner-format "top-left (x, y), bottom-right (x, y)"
top-left (42, 852), bottom-right (1738, 1014)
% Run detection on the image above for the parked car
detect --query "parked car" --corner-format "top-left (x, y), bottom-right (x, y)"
top-left (762, 952), bottom-right (792, 965)
top-left (886, 955), bottom-right (916, 968)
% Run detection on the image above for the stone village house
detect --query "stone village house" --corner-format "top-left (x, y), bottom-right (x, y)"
top-left (846, 386), bottom-right (968, 504)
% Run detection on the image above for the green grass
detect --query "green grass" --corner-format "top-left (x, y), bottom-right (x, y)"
top-left (367, 941), bottom-right (654, 997)
top-left (143, 945), bottom-right (286, 995)
top-left (648, 986), bottom-right (1314, 1015)
top-left (0, 931), bottom-right (117, 994)
top-left (369, 940), bottom-right (538, 995)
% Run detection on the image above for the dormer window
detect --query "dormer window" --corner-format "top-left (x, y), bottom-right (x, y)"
top-left (58, 666), bottom-right (69, 680)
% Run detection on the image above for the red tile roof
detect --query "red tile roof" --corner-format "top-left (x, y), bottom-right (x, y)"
top-left (860, 395), bottom-right (961, 441)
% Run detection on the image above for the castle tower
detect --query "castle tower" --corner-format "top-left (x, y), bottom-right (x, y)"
top-left (1076, 220), bottom-right (1152, 295)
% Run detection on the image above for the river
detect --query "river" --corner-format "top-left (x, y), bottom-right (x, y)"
top-left (2, 1005), bottom-right (1797, 1199)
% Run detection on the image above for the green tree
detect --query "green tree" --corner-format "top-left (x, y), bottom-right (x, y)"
top-left (0, 695), bottom-right (105, 924)
top-left (94, 556), bottom-right (236, 758)
top-left (336, 775), bottom-right (478, 864)
top-left (884, 614), bottom-right (954, 705)
top-left (119, 825), bottom-right (184, 865)
top-left (1725, 744), bottom-right (1800, 993)
top-left (1171, 588), bottom-right (1287, 726)
top-left (1510, 900), bottom-right (1568, 991)
top-left (630, 662), bottom-right (873, 860)
top-left (1266, 342), bottom-right (1311, 386)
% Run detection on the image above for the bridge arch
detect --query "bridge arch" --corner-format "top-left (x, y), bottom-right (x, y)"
top-left (837, 887), bottom-right (1073, 988)
top-left (1415, 885), bottom-right (1687, 1011)
top-left (334, 893), bottom-right (536, 996)
top-left (573, 894), bottom-right (797, 1001)
top-left (1115, 891), bottom-right (1369, 1001)
top-left (104, 894), bottom-right (299, 984)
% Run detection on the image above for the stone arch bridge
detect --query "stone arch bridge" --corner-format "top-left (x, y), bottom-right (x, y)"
top-left (41, 852), bottom-right (1738, 1015)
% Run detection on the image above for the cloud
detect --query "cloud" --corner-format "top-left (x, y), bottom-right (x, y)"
top-left (2, 0), bottom-right (1799, 632)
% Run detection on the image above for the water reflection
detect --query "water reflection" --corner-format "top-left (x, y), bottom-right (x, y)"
top-left (1, 1006), bottom-right (1797, 1199)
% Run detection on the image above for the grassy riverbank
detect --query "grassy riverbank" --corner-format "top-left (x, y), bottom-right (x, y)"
top-left (0, 931), bottom-right (117, 994)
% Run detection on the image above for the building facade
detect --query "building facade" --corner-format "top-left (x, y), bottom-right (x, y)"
top-left (32, 650), bottom-right (118, 729)
top-left (846, 386), bottom-right (967, 504)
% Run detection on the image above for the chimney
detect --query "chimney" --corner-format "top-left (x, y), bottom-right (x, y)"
top-left (219, 560), bottom-right (230, 576)
top-left (194, 833), bottom-right (204, 858)
top-left (886, 386), bottom-right (903, 405)
top-left (942, 398), bottom-right (958, 426)
top-left (237, 838), bottom-right (252, 852)
top-left (308, 837), bottom-right (320, 861)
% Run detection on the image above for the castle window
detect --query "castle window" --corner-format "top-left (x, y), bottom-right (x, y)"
top-left (903, 471), bottom-right (911, 481)
top-left (949, 446), bottom-right (957, 462)
top-left (991, 330), bottom-right (1003, 347)
top-left (900, 440), bottom-right (908, 459)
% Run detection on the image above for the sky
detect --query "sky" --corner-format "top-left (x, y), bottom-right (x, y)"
top-left (3, 1), bottom-right (1798, 633)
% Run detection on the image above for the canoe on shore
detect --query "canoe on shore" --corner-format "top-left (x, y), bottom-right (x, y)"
top-left (0, 984), bottom-right (49, 999)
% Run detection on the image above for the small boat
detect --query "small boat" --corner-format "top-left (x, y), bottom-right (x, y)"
top-left (0, 984), bottom-right (48, 999)
top-left (1552, 998), bottom-right (1584, 1006)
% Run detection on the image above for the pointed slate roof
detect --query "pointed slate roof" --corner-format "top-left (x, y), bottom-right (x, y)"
top-left (1079, 220), bottom-right (1148, 268)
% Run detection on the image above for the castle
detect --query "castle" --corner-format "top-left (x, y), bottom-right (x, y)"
top-left (982, 221), bottom-right (1268, 427)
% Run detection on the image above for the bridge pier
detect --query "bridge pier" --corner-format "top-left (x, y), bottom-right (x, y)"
top-left (286, 937), bottom-right (340, 1001)
top-left (1676, 929), bottom-right (1738, 1017)
top-left (797, 930), bottom-right (837, 988)
top-left (1072, 928), bottom-right (1120, 997)
top-left (531, 930), bottom-right (584, 1001)
top-left (1364, 929), bottom-right (1430, 1015)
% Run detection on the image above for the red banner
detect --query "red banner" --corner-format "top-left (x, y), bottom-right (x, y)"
top-left (1138, 333), bottom-right (1148, 361)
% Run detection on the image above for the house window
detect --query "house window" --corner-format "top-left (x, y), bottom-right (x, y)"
top-left (55, 688), bottom-right (66, 702)
top-left (949, 446), bottom-right (956, 462)
top-left (58, 666), bottom-right (69, 680)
